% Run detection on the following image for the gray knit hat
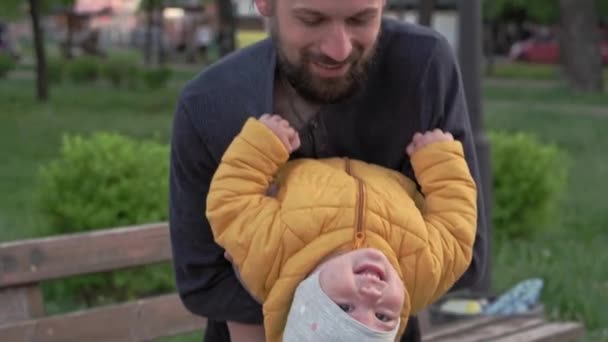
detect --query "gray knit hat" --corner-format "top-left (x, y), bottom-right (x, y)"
top-left (283, 272), bottom-right (400, 341)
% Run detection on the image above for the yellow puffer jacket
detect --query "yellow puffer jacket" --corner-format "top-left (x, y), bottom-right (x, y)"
top-left (207, 118), bottom-right (477, 341)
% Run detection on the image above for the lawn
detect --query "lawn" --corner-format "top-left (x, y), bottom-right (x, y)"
top-left (489, 61), bottom-right (608, 83)
top-left (0, 62), bottom-right (607, 340)
top-left (484, 82), bottom-right (608, 341)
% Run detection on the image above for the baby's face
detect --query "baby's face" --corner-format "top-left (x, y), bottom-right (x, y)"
top-left (317, 248), bottom-right (405, 332)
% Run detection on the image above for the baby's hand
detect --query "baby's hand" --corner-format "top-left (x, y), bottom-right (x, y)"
top-left (259, 114), bottom-right (301, 153)
top-left (406, 129), bottom-right (454, 156)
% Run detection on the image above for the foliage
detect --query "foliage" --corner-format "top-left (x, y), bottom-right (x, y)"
top-left (0, 54), bottom-right (16, 78)
top-left (484, 0), bottom-right (608, 24)
top-left (47, 56), bottom-right (67, 84)
top-left (141, 66), bottom-right (172, 89)
top-left (36, 132), bottom-right (173, 307)
top-left (0, 0), bottom-right (26, 20)
top-left (37, 132), bottom-right (169, 233)
top-left (66, 56), bottom-right (101, 83)
top-left (489, 131), bottom-right (569, 240)
top-left (101, 55), bottom-right (140, 88)
top-left (0, 0), bottom-right (77, 19)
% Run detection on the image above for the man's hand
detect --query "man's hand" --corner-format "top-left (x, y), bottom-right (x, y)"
top-left (258, 114), bottom-right (301, 153)
top-left (406, 129), bottom-right (454, 157)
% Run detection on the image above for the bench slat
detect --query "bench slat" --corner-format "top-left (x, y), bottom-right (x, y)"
top-left (436, 317), bottom-right (545, 342)
top-left (0, 293), bottom-right (206, 341)
top-left (492, 322), bottom-right (586, 342)
top-left (423, 315), bottom-right (506, 341)
top-left (0, 223), bottom-right (172, 287)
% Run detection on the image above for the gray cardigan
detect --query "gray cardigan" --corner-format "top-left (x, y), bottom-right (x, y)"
top-left (169, 17), bottom-right (488, 324)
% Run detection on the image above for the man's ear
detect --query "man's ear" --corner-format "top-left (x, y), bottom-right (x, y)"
top-left (254, 0), bottom-right (272, 17)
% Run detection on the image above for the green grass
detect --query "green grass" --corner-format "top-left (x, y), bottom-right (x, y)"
top-left (484, 80), bottom-right (608, 107)
top-left (155, 331), bottom-right (203, 342)
top-left (0, 78), bottom-right (182, 242)
top-left (490, 61), bottom-right (608, 82)
top-left (485, 94), bottom-right (608, 340)
top-left (1, 60), bottom-right (607, 339)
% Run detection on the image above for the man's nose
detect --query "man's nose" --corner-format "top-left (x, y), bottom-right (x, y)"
top-left (319, 23), bottom-right (353, 63)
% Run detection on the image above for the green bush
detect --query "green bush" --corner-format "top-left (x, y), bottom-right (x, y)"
top-left (0, 54), bottom-right (16, 79)
top-left (101, 55), bottom-right (140, 88)
top-left (142, 66), bottom-right (172, 89)
top-left (36, 133), bottom-right (173, 308)
top-left (66, 56), bottom-right (101, 84)
top-left (490, 131), bottom-right (569, 240)
top-left (47, 57), bottom-right (67, 84)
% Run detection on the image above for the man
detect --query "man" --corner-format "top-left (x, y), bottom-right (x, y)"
top-left (169, 0), bottom-right (488, 341)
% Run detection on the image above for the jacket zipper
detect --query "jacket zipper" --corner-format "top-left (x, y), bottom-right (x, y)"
top-left (354, 178), bottom-right (366, 249)
top-left (344, 158), bottom-right (366, 249)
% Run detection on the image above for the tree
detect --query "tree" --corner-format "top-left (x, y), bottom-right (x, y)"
top-left (1, 0), bottom-right (77, 102)
top-left (418, 0), bottom-right (435, 27)
top-left (215, 0), bottom-right (236, 57)
top-left (485, 0), bottom-right (608, 24)
top-left (559, 0), bottom-right (604, 92)
top-left (29, 0), bottom-right (48, 101)
top-left (138, 0), bottom-right (166, 66)
top-left (1, 0), bottom-right (50, 101)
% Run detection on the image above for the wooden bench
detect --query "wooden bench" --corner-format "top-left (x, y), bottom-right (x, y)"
top-left (0, 223), bottom-right (585, 341)
top-left (419, 308), bottom-right (585, 342)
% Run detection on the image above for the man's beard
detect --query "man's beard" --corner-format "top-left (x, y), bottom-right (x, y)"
top-left (271, 23), bottom-right (377, 104)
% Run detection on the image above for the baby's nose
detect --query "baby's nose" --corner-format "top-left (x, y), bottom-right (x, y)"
top-left (359, 285), bottom-right (383, 301)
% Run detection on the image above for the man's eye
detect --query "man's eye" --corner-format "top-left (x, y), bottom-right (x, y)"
top-left (347, 17), bottom-right (368, 26)
top-left (338, 303), bottom-right (352, 312)
top-left (300, 17), bottom-right (323, 26)
top-left (375, 313), bottom-right (392, 322)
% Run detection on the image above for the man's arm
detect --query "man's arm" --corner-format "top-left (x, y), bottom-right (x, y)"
top-left (169, 101), bottom-right (263, 323)
top-left (419, 36), bottom-right (488, 290)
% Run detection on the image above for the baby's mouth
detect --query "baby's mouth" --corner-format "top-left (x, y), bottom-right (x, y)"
top-left (354, 263), bottom-right (386, 282)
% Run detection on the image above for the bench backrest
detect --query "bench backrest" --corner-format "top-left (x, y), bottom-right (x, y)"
top-left (0, 223), bottom-right (205, 341)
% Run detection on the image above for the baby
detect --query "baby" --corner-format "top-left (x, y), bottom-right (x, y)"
top-left (206, 115), bottom-right (478, 341)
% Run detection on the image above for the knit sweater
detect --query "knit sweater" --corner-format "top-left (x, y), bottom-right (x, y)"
top-left (169, 17), bottom-right (487, 324)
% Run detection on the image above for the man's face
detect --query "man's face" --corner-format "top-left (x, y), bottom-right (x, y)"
top-left (317, 248), bottom-right (405, 332)
top-left (257, 0), bottom-right (384, 104)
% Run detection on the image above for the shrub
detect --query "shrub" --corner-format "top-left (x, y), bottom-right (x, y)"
top-left (490, 131), bottom-right (569, 240)
top-left (36, 132), bottom-right (173, 307)
top-left (101, 55), bottom-right (140, 88)
top-left (142, 66), bottom-right (172, 89)
top-left (47, 57), bottom-right (67, 84)
top-left (0, 54), bottom-right (16, 79)
top-left (66, 56), bottom-right (101, 84)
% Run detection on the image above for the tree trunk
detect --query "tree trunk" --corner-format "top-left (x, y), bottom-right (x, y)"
top-left (483, 21), bottom-right (496, 76)
top-left (144, 0), bottom-right (154, 65)
top-left (418, 0), bottom-right (435, 27)
top-left (64, 10), bottom-right (75, 59)
top-left (215, 0), bottom-right (236, 57)
top-left (157, 5), bottom-right (165, 65)
top-left (458, 0), bottom-right (493, 296)
top-left (29, 0), bottom-right (48, 102)
top-left (558, 0), bottom-right (603, 92)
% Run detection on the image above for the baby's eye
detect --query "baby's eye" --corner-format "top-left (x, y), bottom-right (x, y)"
top-left (337, 303), bottom-right (352, 312)
top-left (375, 313), bottom-right (392, 322)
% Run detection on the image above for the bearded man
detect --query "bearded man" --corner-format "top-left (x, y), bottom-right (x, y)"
top-left (169, 1), bottom-right (488, 341)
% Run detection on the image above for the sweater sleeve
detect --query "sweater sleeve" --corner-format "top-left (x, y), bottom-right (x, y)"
top-left (408, 140), bottom-right (478, 309)
top-left (169, 102), bottom-right (263, 323)
top-left (206, 118), bottom-right (289, 302)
